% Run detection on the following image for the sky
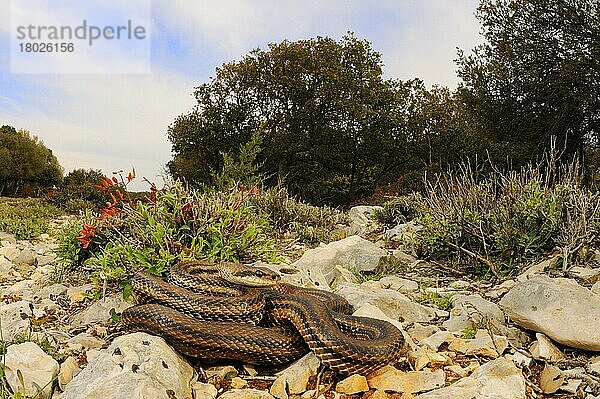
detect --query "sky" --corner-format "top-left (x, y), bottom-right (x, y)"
top-left (0, 0), bottom-right (481, 191)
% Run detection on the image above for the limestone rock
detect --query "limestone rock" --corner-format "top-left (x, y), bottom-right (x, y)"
top-left (529, 333), bottom-right (564, 361)
top-left (293, 236), bottom-right (391, 287)
top-left (540, 364), bottom-right (563, 394)
top-left (14, 248), bottom-right (36, 266)
top-left (364, 275), bottom-right (419, 293)
top-left (417, 357), bottom-right (525, 399)
top-left (231, 376), bottom-right (248, 389)
top-left (0, 300), bottom-right (32, 341)
top-left (499, 276), bottom-right (600, 350)
top-left (0, 245), bottom-right (21, 261)
top-left (447, 330), bottom-right (508, 359)
top-left (336, 283), bottom-right (437, 323)
top-left (384, 221), bottom-right (422, 242)
top-left (336, 374), bottom-right (369, 394)
top-left (59, 332), bottom-right (195, 399)
top-left (71, 293), bottom-right (131, 326)
top-left (347, 205), bottom-right (383, 235)
top-left (367, 365), bottom-right (445, 393)
top-left (192, 382), bottom-right (218, 399)
top-left (270, 352), bottom-right (321, 398)
top-left (205, 365), bottom-right (238, 384)
top-left (58, 356), bottom-right (81, 390)
top-left (5, 342), bottom-right (59, 399)
top-left (65, 332), bottom-right (105, 352)
top-left (408, 323), bottom-right (441, 343)
top-left (443, 294), bottom-right (505, 332)
top-left (220, 389), bottom-right (275, 399)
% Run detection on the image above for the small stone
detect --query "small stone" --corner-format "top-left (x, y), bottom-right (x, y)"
top-left (444, 364), bottom-right (469, 378)
top-left (408, 346), bottom-right (452, 371)
top-left (58, 356), bottom-right (81, 390)
top-left (5, 342), bottom-right (59, 399)
top-left (205, 365), bottom-right (238, 384)
top-left (335, 374), bottom-right (369, 394)
top-left (443, 294), bottom-right (505, 332)
top-left (593, 281), bottom-right (600, 295)
top-left (449, 280), bottom-right (471, 289)
top-left (66, 332), bottom-right (105, 352)
top-left (66, 284), bottom-right (93, 304)
top-left (448, 330), bottom-right (508, 359)
top-left (560, 379), bottom-right (582, 394)
top-left (13, 248), bottom-right (36, 266)
top-left (588, 356), bottom-right (600, 374)
top-left (529, 333), bottom-right (564, 361)
top-left (367, 365), bottom-right (445, 393)
top-left (271, 352), bottom-right (321, 398)
top-left (0, 300), bottom-right (32, 341)
top-left (71, 293), bottom-right (131, 326)
top-left (377, 275), bottom-right (419, 293)
top-left (0, 245), bottom-right (21, 261)
top-left (231, 376), bottom-right (248, 389)
top-left (86, 349), bottom-right (102, 363)
top-left (408, 323), bottom-right (441, 342)
top-left (220, 389), bottom-right (275, 399)
top-left (540, 364), bottom-right (564, 394)
top-left (192, 382), bottom-right (218, 399)
top-left (512, 351), bottom-right (533, 368)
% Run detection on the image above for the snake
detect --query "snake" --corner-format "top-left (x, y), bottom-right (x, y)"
top-left (121, 261), bottom-right (405, 375)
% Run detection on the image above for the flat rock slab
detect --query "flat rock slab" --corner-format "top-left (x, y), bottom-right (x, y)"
top-left (499, 276), bottom-right (600, 351)
top-left (59, 332), bottom-right (195, 399)
top-left (417, 357), bottom-right (525, 399)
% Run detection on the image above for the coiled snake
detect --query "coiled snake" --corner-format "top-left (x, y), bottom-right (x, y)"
top-left (121, 261), bottom-right (404, 375)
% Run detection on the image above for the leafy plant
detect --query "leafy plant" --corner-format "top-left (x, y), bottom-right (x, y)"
top-left (0, 198), bottom-right (61, 239)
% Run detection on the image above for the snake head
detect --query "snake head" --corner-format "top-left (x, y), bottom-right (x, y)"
top-left (219, 263), bottom-right (281, 287)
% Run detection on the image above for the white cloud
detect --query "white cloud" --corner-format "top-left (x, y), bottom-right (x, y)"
top-left (0, 71), bottom-right (196, 191)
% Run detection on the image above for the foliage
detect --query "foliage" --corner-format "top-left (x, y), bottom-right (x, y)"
top-left (456, 0), bottom-right (600, 168)
top-left (416, 292), bottom-right (454, 312)
top-left (167, 34), bottom-right (420, 205)
top-left (0, 198), bottom-right (61, 239)
top-left (374, 194), bottom-right (422, 227)
top-left (412, 155), bottom-right (600, 274)
top-left (212, 127), bottom-right (265, 191)
top-left (50, 168), bottom-right (107, 213)
top-left (0, 125), bottom-right (63, 197)
top-left (249, 185), bottom-right (348, 244)
top-left (56, 172), bottom-right (287, 292)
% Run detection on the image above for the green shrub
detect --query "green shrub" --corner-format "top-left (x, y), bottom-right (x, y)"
top-left (49, 168), bottom-right (107, 213)
top-left (0, 198), bottom-right (61, 239)
top-left (374, 194), bottom-right (422, 226)
top-left (250, 185), bottom-right (348, 244)
top-left (413, 158), bottom-right (599, 274)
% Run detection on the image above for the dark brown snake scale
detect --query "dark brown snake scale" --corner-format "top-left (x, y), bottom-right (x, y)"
top-left (120, 261), bottom-right (405, 375)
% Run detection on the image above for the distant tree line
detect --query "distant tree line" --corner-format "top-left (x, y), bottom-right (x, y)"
top-left (0, 125), bottom-right (62, 196)
top-left (167, 0), bottom-right (599, 205)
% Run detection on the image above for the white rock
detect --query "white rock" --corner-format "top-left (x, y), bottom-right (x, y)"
top-left (529, 333), bottom-right (564, 361)
top-left (71, 293), bottom-right (131, 326)
top-left (5, 342), bottom-right (59, 399)
top-left (371, 275), bottom-right (419, 293)
top-left (443, 294), bottom-right (505, 332)
top-left (0, 300), bottom-right (32, 341)
top-left (4, 279), bottom-right (35, 300)
top-left (384, 221), bottom-right (422, 242)
top-left (59, 332), bottom-right (195, 399)
top-left (347, 205), bottom-right (383, 235)
top-left (293, 235), bottom-right (391, 287)
top-left (336, 283), bottom-right (437, 323)
top-left (335, 374), bottom-right (369, 394)
top-left (0, 245), bottom-right (21, 261)
top-left (192, 382), bottom-right (218, 399)
top-left (14, 248), bottom-right (36, 266)
top-left (593, 281), bottom-right (600, 295)
top-left (500, 276), bottom-right (600, 351)
top-left (220, 389), bottom-right (275, 399)
top-left (417, 357), bottom-right (526, 399)
top-left (367, 365), bottom-right (445, 393)
top-left (270, 352), bottom-right (321, 398)
top-left (58, 356), bottom-right (81, 390)
top-left (512, 351), bottom-right (533, 368)
top-left (516, 258), bottom-right (557, 281)
top-left (66, 332), bottom-right (105, 352)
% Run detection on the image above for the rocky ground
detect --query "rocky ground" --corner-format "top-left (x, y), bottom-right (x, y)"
top-left (1, 208), bottom-right (600, 399)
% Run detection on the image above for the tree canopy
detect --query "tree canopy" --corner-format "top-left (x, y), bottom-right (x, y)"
top-left (0, 125), bottom-right (63, 196)
top-left (456, 0), bottom-right (600, 166)
top-left (168, 34), bottom-right (423, 205)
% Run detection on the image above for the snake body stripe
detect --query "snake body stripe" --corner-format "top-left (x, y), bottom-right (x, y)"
top-left (122, 261), bottom-right (405, 375)
top-left (122, 304), bottom-right (309, 364)
top-left (132, 272), bottom-right (266, 325)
